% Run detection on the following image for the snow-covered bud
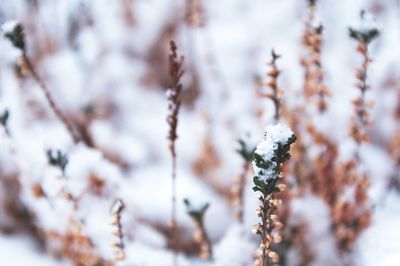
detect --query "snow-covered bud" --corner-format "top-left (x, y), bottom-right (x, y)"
top-left (47, 149), bottom-right (69, 174)
top-left (2, 20), bottom-right (25, 51)
top-left (252, 123), bottom-right (296, 195)
top-left (349, 10), bottom-right (380, 44)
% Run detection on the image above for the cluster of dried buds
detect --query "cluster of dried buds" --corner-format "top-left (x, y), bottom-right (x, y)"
top-left (252, 193), bottom-right (284, 265)
top-left (259, 50), bottom-right (282, 122)
top-left (327, 10), bottom-right (380, 253)
top-left (301, 0), bottom-right (330, 112)
top-left (166, 40), bottom-right (184, 158)
top-left (327, 158), bottom-right (370, 251)
top-left (47, 218), bottom-right (108, 266)
top-left (348, 10), bottom-right (379, 145)
top-left (306, 124), bottom-right (339, 204)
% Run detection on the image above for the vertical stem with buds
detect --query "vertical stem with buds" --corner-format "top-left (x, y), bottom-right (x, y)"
top-left (252, 124), bottom-right (296, 266)
top-left (257, 49), bottom-right (282, 123)
top-left (166, 40), bottom-right (184, 264)
top-left (234, 136), bottom-right (254, 223)
top-left (301, 0), bottom-right (330, 112)
top-left (111, 199), bottom-right (125, 261)
top-left (2, 21), bottom-right (80, 143)
top-left (266, 50), bottom-right (281, 122)
top-left (351, 41), bottom-right (371, 151)
top-left (331, 10), bottom-right (380, 253)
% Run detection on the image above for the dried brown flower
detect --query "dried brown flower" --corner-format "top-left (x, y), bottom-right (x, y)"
top-left (166, 40), bottom-right (184, 263)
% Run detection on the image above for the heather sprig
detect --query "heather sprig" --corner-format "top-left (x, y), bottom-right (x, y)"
top-left (252, 124), bottom-right (296, 194)
top-left (265, 49), bottom-right (282, 122)
top-left (47, 149), bottom-right (69, 175)
top-left (301, 0), bottom-right (330, 112)
top-left (2, 21), bottom-right (81, 143)
top-left (183, 198), bottom-right (212, 260)
top-left (166, 40), bottom-right (184, 264)
top-left (2, 21), bottom-right (25, 51)
top-left (111, 199), bottom-right (126, 261)
top-left (166, 40), bottom-right (184, 158)
top-left (252, 124), bottom-right (296, 266)
top-left (349, 10), bottom-right (380, 45)
top-left (349, 11), bottom-right (380, 145)
top-left (0, 109), bottom-right (10, 136)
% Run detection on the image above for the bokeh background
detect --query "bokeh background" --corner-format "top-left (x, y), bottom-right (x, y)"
top-left (0, 0), bottom-right (399, 265)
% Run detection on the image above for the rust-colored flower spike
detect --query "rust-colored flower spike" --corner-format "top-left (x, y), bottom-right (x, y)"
top-left (167, 40), bottom-right (184, 158)
top-left (311, 25), bottom-right (330, 112)
top-left (166, 40), bottom-right (184, 262)
top-left (111, 199), bottom-right (125, 261)
top-left (306, 123), bottom-right (340, 205)
top-left (349, 10), bottom-right (380, 146)
top-left (301, 3), bottom-right (316, 99)
top-left (2, 21), bottom-right (81, 143)
top-left (301, 0), bottom-right (330, 112)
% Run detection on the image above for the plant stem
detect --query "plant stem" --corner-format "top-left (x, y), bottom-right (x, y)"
top-left (22, 54), bottom-right (80, 143)
top-left (237, 162), bottom-right (249, 223)
top-left (171, 151), bottom-right (178, 265)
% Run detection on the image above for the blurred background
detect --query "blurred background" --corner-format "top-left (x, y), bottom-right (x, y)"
top-left (0, 0), bottom-right (399, 265)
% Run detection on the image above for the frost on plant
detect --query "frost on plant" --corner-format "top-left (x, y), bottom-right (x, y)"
top-left (47, 149), bottom-right (68, 174)
top-left (349, 10), bottom-right (380, 44)
top-left (2, 20), bottom-right (25, 51)
top-left (252, 123), bottom-right (296, 191)
top-left (252, 123), bottom-right (296, 266)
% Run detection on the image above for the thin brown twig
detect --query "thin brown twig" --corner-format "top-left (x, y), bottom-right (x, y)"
top-left (21, 54), bottom-right (80, 143)
top-left (111, 199), bottom-right (125, 261)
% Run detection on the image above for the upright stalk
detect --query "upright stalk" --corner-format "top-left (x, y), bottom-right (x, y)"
top-left (2, 21), bottom-right (80, 143)
top-left (166, 40), bottom-right (184, 265)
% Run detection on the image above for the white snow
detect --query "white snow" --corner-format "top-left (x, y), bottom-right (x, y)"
top-left (253, 123), bottom-right (294, 182)
top-left (349, 10), bottom-right (380, 37)
top-left (1, 20), bottom-right (19, 34)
